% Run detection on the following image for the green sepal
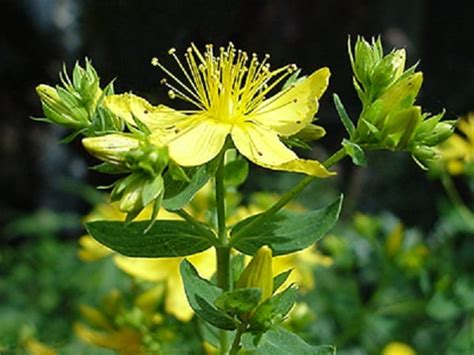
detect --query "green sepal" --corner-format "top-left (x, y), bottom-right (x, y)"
top-left (248, 285), bottom-right (297, 333)
top-left (180, 260), bottom-right (237, 330)
top-left (230, 196), bottom-right (343, 256)
top-left (141, 175), bottom-right (164, 207)
top-left (333, 93), bottom-right (355, 137)
top-left (215, 288), bottom-right (262, 316)
top-left (272, 270), bottom-right (293, 293)
top-left (90, 162), bottom-right (130, 175)
top-left (85, 220), bottom-right (214, 257)
top-left (224, 159), bottom-right (249, 187)
top-left (168, 160), bottom-right (190, 182)
top-left (342, 139), bottom-right (366, 167)
top-left (282, 69), bottom-right (302, 90)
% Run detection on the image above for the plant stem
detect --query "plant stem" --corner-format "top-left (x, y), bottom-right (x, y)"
top-left (229, 323), bottom-right (246, 355)
top-left (231, 147), bottom-right (347, 242)
top-left (215, 151), bottom-right (232, 353)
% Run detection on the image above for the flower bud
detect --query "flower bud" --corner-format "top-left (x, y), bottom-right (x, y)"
top-left (36, 84), bottom-right (89, 128)
top-left (371, 49), bottom-right (406, 89)
top-left (377, 73), bottom-right (423, 121)
top-left (420, 121), bottom-right (455, 146)
top-left (294, 124), bottom-right (326, 142)
top-left (82, 134), bottom-right (140, 165)
top-left (236, 246), bottom-right (273, 302)
top-left (353, 37), bottom-right (378, 85)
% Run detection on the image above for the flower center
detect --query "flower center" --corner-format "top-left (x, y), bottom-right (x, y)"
top-left (151, 43), bottom-right (296, 125)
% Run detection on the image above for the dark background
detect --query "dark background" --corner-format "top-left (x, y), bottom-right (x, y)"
top-left (1, 0), bottom-right (473, 233)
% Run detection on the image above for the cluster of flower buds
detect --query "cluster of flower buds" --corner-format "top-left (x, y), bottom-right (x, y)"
top-left (36, 59), bottom-right (123, 135)
top-left (345, 36), bottom-right (455, 166)
top-left (83, 134), bottom-right (175, 222)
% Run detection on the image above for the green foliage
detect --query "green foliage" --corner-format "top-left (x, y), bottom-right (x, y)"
top-left (230, 196), bottom-right (343, 256)
top-left (85, 220), bottom-right (215, 257)
top-left (180, 260), bottom-right (237, 330)
top-left (297, 212), bottom-right (474, 354)
top-left (241, 327), bottom-right (335, 354)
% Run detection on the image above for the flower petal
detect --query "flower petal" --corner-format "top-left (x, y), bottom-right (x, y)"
top-left (166, 116), bottom-right (231, 166)
top-left (104, 93), bottom-right (185, 130)
top-left (231, 122), bottom-right (297, 166)
top-left (249, 67), bottom-right (331, 136)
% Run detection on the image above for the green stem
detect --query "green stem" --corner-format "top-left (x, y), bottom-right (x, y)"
top-left (215, 151), bottom-right (232, 354)
top-left (231, 147), bottom-right (347, 242)
top-left (229, 323), bottom-right (246, 355)
top-left (173, 209), bottom-right (218, 244)
top-left (441, 172), bottom-right (474, 228)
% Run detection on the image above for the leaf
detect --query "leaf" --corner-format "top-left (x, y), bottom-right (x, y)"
top-left (250, 285), bottom-right (297, 331)
top-left (333, 93), bottom-right (355, 137)
top-left (342, 139), bottom-right (367, 166)
top-left (180, 260), bottom-right (237, 330)
top-left (273, 270), bottom-right (292, 293)
top-left (230, 196), bottom-right (343, 256)
top-left (242, 327), bottom-right (335, 354)
top-left (163, 158), bottom-right (219, 210)
top-left (224, 159), bottom-right (249, 187)
top-left (85, 220), bottom-right (213, 257)
top-left (215, 288), bottom-right (262, 315)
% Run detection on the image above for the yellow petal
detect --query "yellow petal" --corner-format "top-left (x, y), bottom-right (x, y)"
top-left (249, 67), bottom-right (330, 136)
top-left (113, 255), bottom-right (179, 282)
top-left (231, 122), bottom-right (296, 166)
top-left (166, 116), bottom-right (231, 166)
top-left (104, 93), bottom-right (185, 131)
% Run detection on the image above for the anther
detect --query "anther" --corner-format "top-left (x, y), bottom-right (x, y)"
top-left (168, 48), bottom-right (176, 55)
top-left (160, 78), bottom-right (167, 85)
top-left (168, 90), bottom-right (176, 99)
top-left (151, 57), bottom-right (159, 66)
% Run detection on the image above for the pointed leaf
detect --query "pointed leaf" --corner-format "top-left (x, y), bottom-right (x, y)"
top-left (180, 260), bottom-right (237, 330)
top-left (85, 220), bottom-right (213, 257)
top-left (342, 139), bottom-right (367, 166)
top-left (230, 196), bottom-right (343, 256)
top-left (163, 158), bottom-right (219, 210)
top-left (333, 94), bottom-right (355, 137)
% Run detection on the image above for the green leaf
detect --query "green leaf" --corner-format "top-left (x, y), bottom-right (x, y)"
top-left (163, 158), bottom-right (219, 210)
top-left (230, 196), bottom-right (343, 256)
top-left (342, 139), bottom-right (367, 166)
top-left (215, 288), bottom-right (262, 315)
top-left (180, 260), bottom-right (237, 330)
top-left (85, 220), bottom-right (213, 257)
top-left (224, 159), bottom-right (249, 187)
top-left (242, 327), bottom-right (335, 354)
top-left (273, 270), bottom-right (292, 293)
top-left (250, 285), bottom-right (297, 331)
top-left (333, 93), bottom-right (355, 137)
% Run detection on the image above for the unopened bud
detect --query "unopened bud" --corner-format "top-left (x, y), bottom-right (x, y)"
top-left (371, 49), bottom-right (406, 89)
top-left (36, 84), bottom-right (88, 128)
top-left (294, 124), bottom-right (326, 142)
top-left (236, 246), bottom-right (273, 302)
top-left (82, 134), bottom-right (140, 164)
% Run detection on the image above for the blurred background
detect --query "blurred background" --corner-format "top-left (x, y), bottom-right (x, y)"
top-left (1, 0), bottom-right (473, 354)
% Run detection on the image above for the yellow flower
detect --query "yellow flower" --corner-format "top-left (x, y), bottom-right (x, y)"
top-left (74, 323), bottom-right (142, 355)
top-left (104, 43), bottom-right (333, 177)
top-left (439, 112), bottom-right (474, 175)
top-left (382, 342), bottom-right (416, 355)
